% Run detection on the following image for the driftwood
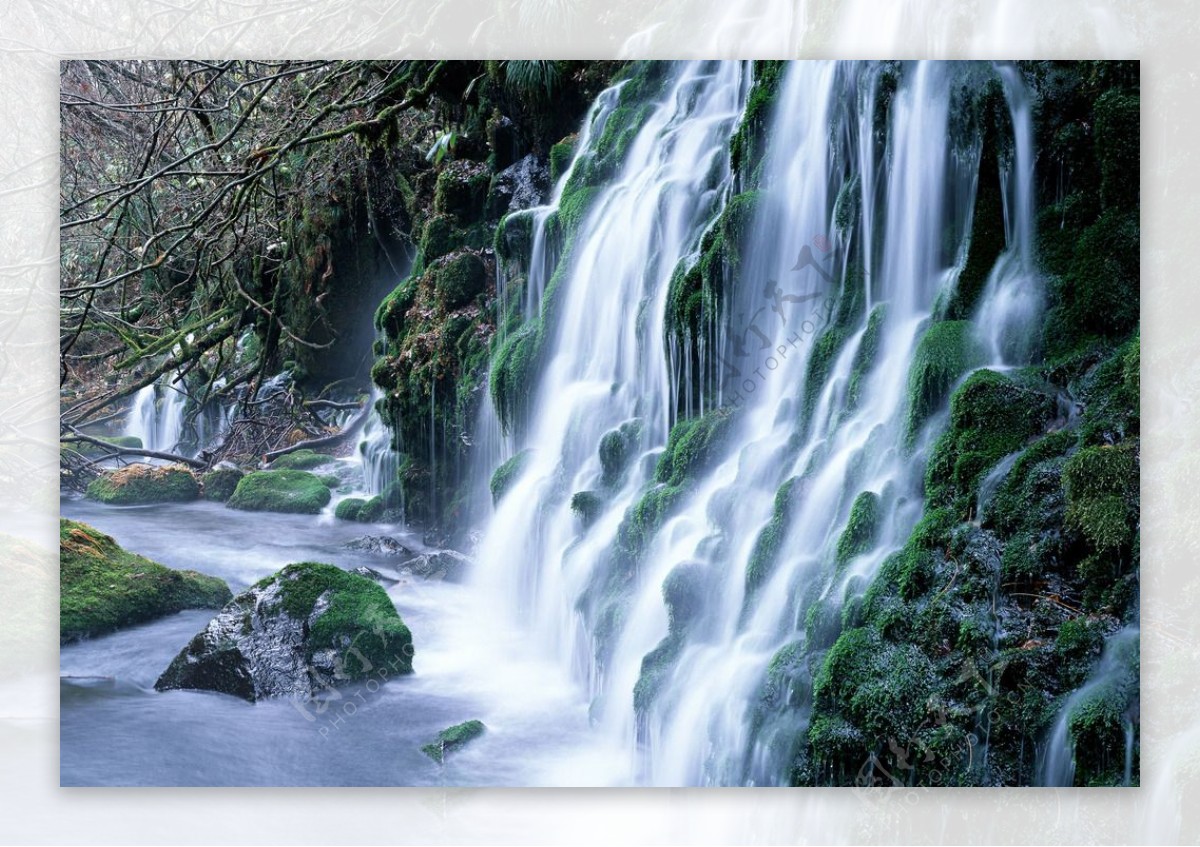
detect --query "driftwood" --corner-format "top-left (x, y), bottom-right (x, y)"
top-left (261, 403), bottom-right (372, 462)
top-left (62, 428), bottom-right (207, 470)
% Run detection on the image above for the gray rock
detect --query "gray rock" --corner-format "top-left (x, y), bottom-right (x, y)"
top-left (344, 535), bottom-right (415, 557)
top-left (154, 562), bottom-right (413, 701)
top-left (403, 549), bottom-right (472, 583)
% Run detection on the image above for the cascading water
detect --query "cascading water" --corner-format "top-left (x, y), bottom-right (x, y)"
top-left (123, 378), bottom-right (187, 454)
top-left (1038, 626), bottom-right (1140, 787)
top-left (464, 59), bottom-right (1069, 786)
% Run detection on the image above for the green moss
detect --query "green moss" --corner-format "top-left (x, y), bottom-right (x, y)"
top-left (334, 497), bottom-right (365, 521)
top-left (433, 160), bottom-right (490, 221)
top-left (904, 320), bottom-right (985, 445)
top-left (729, 61), bottom-right (787, 183)
top-left (846, 304), bottom-right (886, 412)
top-left (431, 251), bottom-right (487, 310)
top-left (924, 370), bottom-right (1055, 513)
top-left (654, 406), bottom-right (735, 488)
top-left (421, 719), bottom-right (486, 763)
top-left (1055, 616), bottom-right (1108, 690)
top-left (86, 463), bottom-right (200, 505)
top-left (549, 135), bottom-right (576, 183)
top-left (60, 518), bottom-right (230, 643)
top-left (598, 420), bottom-right (642, 487)
top-left (269, 449), bottom-right (334, 471)
top-left (489, 449), bottom-right (531, 504)
top-left (420, 214), bottom-right (460, 264)
top-left (570, 490), bottom-right (604, 528)
top-left (227, 470), bottom-right (332, 514)
top-left (745, 476), bottom-right (799, 596)
top-left (1063, 444), bottom-right (1137, 553)
top-left (258, 562), bottom-right (413, 676)
top-left (812, 625), bottom-right (937, 744)
top-left (201, 467), bottom-right (244, 502)
top-left (1042, 209), bottom-right (1139, 358)
top-left (836, 491), bottom-right (881, 569)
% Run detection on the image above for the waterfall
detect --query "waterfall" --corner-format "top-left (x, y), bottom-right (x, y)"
top-left (461, 60), bottom-right (1072, 786)
top-left (359, 389), bottom-right (398, 496)
top-left (123, 378), bottom-right (188, 454)
top-left (1038, 626), bottom-right (1140, 787)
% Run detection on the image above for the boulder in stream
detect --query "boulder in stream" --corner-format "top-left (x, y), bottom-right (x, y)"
top-left (226, 470), bottom-right (332, 514)
top-left (60, 519), bottom-right (230, 644)
top-left (86, 463), bottom-right (200, 505)
top-left (402, 550), bottom-right (471, 582)
top-left (155, 562), bottom-right (413, 701)
top-left (344, 535), bottom-right (415, 557)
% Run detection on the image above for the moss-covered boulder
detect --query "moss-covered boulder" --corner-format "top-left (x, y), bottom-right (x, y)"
top-left (226, 470), bottom-right (332, 514)
top-left (431, 251), bottom-right (487, 310)
top-left (85, 463), bottom-right (200, 505)
top-left (201, 466), bottom-right (244, 502)
top-left (268, 449), bottom-right (335, 471)
top-left (155, 562), bottom-right (413, 701)
top-left (60, 519), bottom-right (230, 644)
top-left (421, 719), bottom-right (486, 763)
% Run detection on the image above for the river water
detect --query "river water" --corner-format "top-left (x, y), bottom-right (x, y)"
top-left (59, 494), bottom-right (616, 786)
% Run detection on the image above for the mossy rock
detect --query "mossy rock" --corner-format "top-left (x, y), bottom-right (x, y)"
top-left (489, 449), bottom-right (531, 505)
top-left (60, 518), bottom-right (230, 644)
top-left (431, 251), bottom-right (487, 310)
top-left (835, 491), bottom-right (881, 569)
top-left (201, 466), bottom-right (244, 502)
top-left (904, 320), bottom-right (985, 444)
top-left (226, 470), bottom-right (332, 514)
top-left (155, 562), bottom-right (413, 701)
top-left (433, 160), bottom-right (490, 221)
top-left (745, 476), bottom-right (800, 597)
top-left (420, 214), bottom-right (460, 264)
top-left (598, 419), bottom-right (642, 487)
top-left (924, 369), bottom-right (1056, 512)
top-left (335, 497), bottom-right (366, 521)
top-left (549, 135), bottom-right (577, 183)
top-left (421, 719), bottom-right (486, 763)
top-left (269, 449), bottom-right (334, 471)
top-left (86, 463), bottom-right (200, 505)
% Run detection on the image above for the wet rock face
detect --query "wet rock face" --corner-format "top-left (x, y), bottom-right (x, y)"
top-left (155, 562), bottom-right (413, 702)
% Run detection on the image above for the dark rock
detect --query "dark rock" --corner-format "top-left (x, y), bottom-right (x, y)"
top-left (155, 562), bottom-right (413, 701)
top-left (351, 565), bottom-right (396, 584)
top-left (487, 154), bottom-right (550, 218)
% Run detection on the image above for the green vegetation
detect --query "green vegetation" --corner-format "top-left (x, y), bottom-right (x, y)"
top-left (744, 477), bottom-right (800, 596)
top-left (489, 449), bottom-right (531, 504)
top-left (256, 562), bottom-right (413, 676)
top-left (269, 449), bottom-right (334, 471)
top-left (903, 320), bottom-right (985, 445)
top-left (86, 463), bottom-right (200, 505)
top-left (226, 470), bottom-right (332, 514)
top-left (201, 467), bottom-right (244, 502)
top-left (421, 719), bottom-right (486, 763)
top-left (835, 491), bottom-right (881, 569)
top-left (60, 518), bottom-right (230, 643)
